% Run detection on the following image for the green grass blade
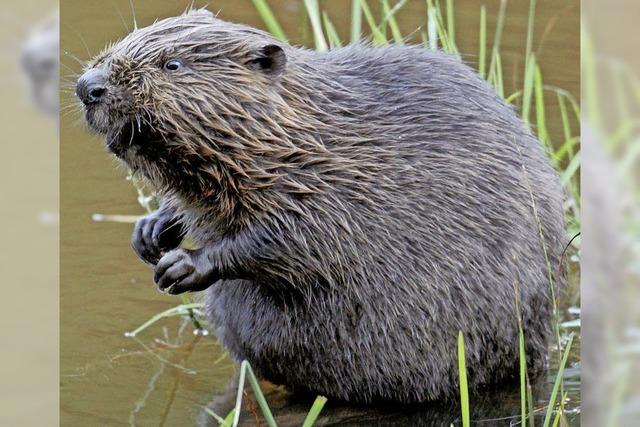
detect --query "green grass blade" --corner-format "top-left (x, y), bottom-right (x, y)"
top-left (421, 30), bottom-right (429, 47)
top-left (551, 393), bottom-right (568, 427)
top-left (380, 0), bottom-right (410, 28)
top-left (519, 328), bottom-right (528, 427)
top-left (478, 5), bottom-right (486, 78)
top-left (457, 331), bottom-right (470, 427)
top-left (380, 0), bottom-right (407, 45)
top-left (427, 0), bottom-right (458, 56)
top-left (543, 334), bottom-right (574, 427)
top-left (322, 12), bottom-right (343, 49)
top-left (535, 63), bottom-right (549, 146)
top-left (244, 361), bottom-right (278, 427)
top-left (230, 361), bottom-right (278, 427)
top-left (360, 0), bottom-right (388, 45)
top-left (350, 0), bottom-right (362, 43)
top-left (446, 0), bottom-right (455, 48)
top-left (426, 2), bottom-right (438, 50)
top-left (202, 407), bottom-right (226, 425)
top-left (551, 136), bottom-right (579, 163)
top-left (124, 303), bottom-right (204, 337)
top-left (524, 0), bottom-right (537, 76)
top-left (179, 293), bottom-right (206, 332)
top-left (496, 53), bottom-right (504, 98)
top-left (251, 0), bottom-right (287, 41)
top-left (522, 54), bottom-right (536, 127)
top-left (304, 0), bottom-right (328, 52)
top-left (523, 0), bottom-right (538, 128)
top-left (229, 360), bottom-right (327, 427)
top-left (487, 0), bottom-right (507, 81)
top-left (557, 93), bottom-right (573, 155)
top-left (505, 90), bottom-right (523, 104)
top-left (378, 0), bottom-right (388, 37)
top-left (564, 91), bottom-right (581, 122)
top-left (301, 396), bottom-right (328, 427)
top-left (560, 151), bottom-right (581, 187)
top-left (231, 362), bottom-right (248, 427)
top-left (221, 409), bottom-right (235, 427)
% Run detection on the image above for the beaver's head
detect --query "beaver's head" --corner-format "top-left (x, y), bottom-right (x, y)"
top-left (76, 9), bottom-right (299, 202)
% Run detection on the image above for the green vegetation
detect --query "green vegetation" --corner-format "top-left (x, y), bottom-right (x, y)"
top-left (581, 17), bottom-right (640, 427)
top-left (203, 361), bottom-right (327, 427)
top-left (457, 331), bottom-right (470, 427)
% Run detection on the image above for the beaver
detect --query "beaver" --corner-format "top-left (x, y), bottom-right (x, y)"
top-left (76, 9), bottom-right (566, 403)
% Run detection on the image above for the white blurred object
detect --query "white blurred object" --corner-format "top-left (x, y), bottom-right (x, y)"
top-left (37, 210), bottom-right (58, 225)
top-left (20, 10), bottom-right (59, 117)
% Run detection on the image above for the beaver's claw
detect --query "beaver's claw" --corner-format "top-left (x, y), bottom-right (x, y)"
top-left (153, 249), bottom-right (219, 294)
top-left (131, 209), bottom-right (184, 266)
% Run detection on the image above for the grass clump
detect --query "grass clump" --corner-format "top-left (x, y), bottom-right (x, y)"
top-left (204, 361), bottom-right (327, 427)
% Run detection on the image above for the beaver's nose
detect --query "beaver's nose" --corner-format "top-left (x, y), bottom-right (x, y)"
top-left (76, 68), bottom-right (107, 105)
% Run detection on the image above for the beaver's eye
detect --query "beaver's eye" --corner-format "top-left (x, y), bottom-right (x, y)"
top-left (163, 59), bottom-right (183, 72)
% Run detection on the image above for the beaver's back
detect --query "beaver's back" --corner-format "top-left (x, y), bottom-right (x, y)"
top-left (205, 45), bottom-right (565, 403)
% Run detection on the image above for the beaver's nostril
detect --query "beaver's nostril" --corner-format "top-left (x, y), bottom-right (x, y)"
top-left (89, 87), bottom-right (106, 101)
top-left (76, 68), bottom-right (108, 106)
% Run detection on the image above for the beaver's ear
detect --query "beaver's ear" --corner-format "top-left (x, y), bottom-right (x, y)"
top-left (246, 44), bottom-right (286, 76)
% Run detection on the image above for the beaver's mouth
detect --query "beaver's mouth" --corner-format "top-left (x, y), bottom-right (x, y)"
top-left (105, 121), bottom-right (141, 158)
top-left (104, 119), bottom-right (170, 164)
top-left (82, 104), bottom-right (157, 159)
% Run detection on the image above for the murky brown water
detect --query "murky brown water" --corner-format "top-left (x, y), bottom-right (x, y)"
top-left (60, 1), bottom-right (580, 425)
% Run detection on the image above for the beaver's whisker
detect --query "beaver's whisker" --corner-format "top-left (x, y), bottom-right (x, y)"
top-left (63, 51), bottom-right (84, 67)
top-left (135, 113), bottom-right (142, 132)
top-left (61, 105), bottom-right (84, 119)
top-left (61, 79), bottom-right (80, 88)
top-left (129, 121), bottom-right (136, 147)
top-left (60, 77), bottom-right (78, 85)
top-left (60, 103), bottom-right (79, 112)
top-left (60, 89), bottom-right (79, 97)
top-left (128, 0), bottom-right (138, 31)
top-left (111, 0), bottom-right (131, 34)
top-left (60, 85), bottom-right (79, 93)
top-left (61, 72), bottom-right (79, 79)
top-left (61, 62), bottom-right (81, 76)
top-left (63, 24), bottom-right (92, 58)
top-left (76, 32), bottom-right (92, 58)
top-left (183, 0), bottom-right (195, 15)
top-left (61, 110), bottom-right (80, 120)
top-left (60, 105), bottom-right (82, 115)
top-left (142, 108), bottom-right (155, 130)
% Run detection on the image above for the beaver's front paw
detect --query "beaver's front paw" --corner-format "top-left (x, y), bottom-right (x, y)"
top-left (132, 210), bottom-right (185, 266)
top-left (153, 249), bottom-right (220, 294)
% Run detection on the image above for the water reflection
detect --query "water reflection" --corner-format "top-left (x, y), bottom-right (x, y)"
top-left (83, 315), bottom-right (577, 426)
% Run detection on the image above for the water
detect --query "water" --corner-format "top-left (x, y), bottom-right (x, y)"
top-left (60, 0), bottom-right (580, 425)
